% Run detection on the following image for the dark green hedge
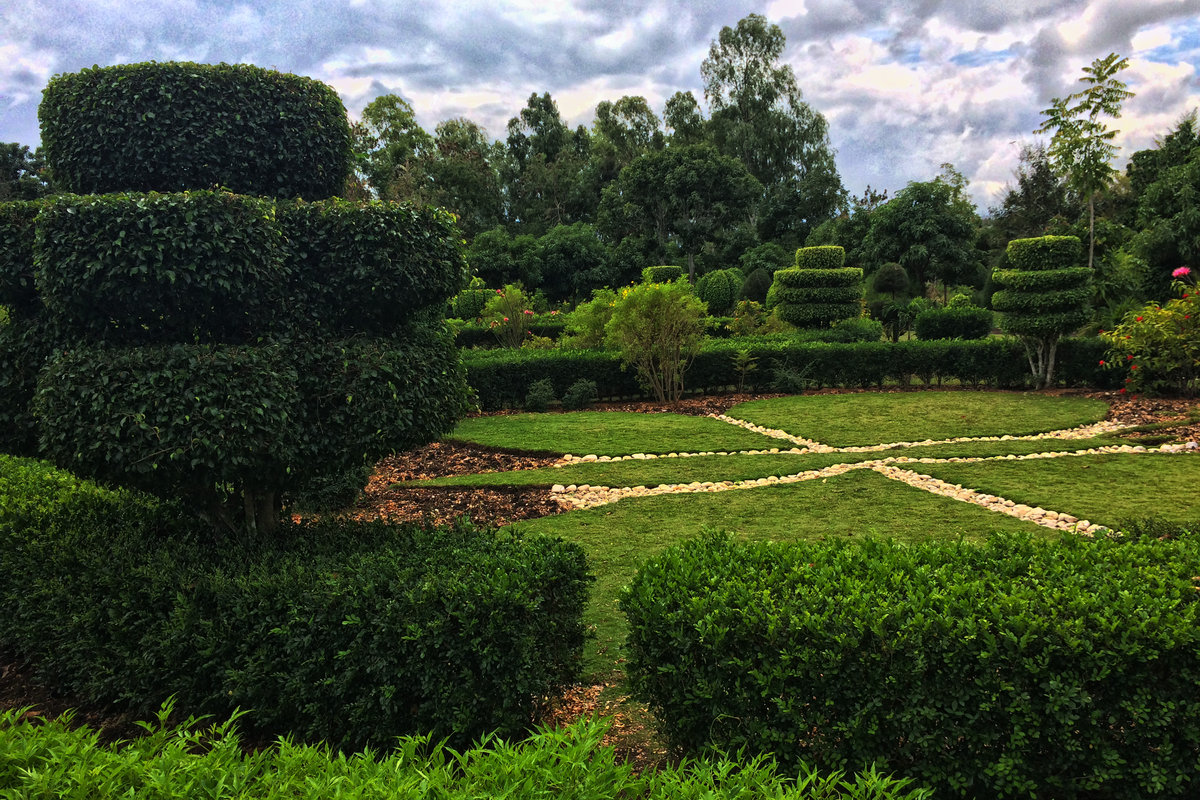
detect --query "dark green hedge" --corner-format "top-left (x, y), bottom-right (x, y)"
top-left (991, 266), bottom-right (1091, 292)
top-left (35, 191), bottom-right (284, 344)
top-left (913, 306), bottom-right (993, 340)
top-left (774, 250), bottom-right (863, 330)
top-left (776, 300), bottom-right (862, 328)
top-left (775, 285), bottom-right (862, 305)
top-left (455, 321), bottom-right (567, 348)
top-left (281, 199), bottom-right (469, 337)
top-left (991, 286), bottom-right (1092, 314)
top-left (0, 200), bottom-right (41, 313)
top-left (774, 267), bottom-right (862, 288)
top-left (0, 317), bottom-right (54, 456)
top-left (39, 62), bottom-right (352, 199)
top-left (461, 337), bottom-right (1115, 409)
top-left (0, 455), bottom-right (591, 751)
top-left (621, 531), bottom-right (1200, 799)
top-left (695, 268), bottom-right (742, 315)
top-left (994, 236), bottom-right (1090, 346)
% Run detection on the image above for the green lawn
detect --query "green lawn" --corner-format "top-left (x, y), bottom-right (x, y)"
top-left (918, 453), bottom-right (1200, 528)
top-left (728, 391), bottom-right (1110, 446)
top-left (447, 411), bottom-right (781, 455)
top-left (409, 435), bottom-right (1126, 489)
top-left (508, 469), bottom-right (1048, 676)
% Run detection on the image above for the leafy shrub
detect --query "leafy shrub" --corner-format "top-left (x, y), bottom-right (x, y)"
top-left (284, 460), bottom-right (373, 512)
top-left (1101, 281), bottom-right (1199, 395)
top-left (993, 235), bottom-right (1091, 387)
top-left (0, 455), bottom-right (592, 751)
top-left (452, 278), bottom-right (491, 320)
top-left (641, 265), bottom-right (684, 283)
top-left (826, 316), bottom-right (883, 342)
top-left (480, 284), bottom-right (536, 348)
top-left (741, 266), bottom-right (774, 303)
top-left (871, 262), bottom-right (910, 297)
top-left (0, 709), bottom-right (933, 799)
top-left (739, 241), bottom-right (791, 276)
top-left (560, 288), bottom-right (617, 349)
top-left (606, 281), bottom-right (707, 402)
top-left (561, 378), bottom-right (598, 411)
top-left (39, 62), bottom-right (352, 199)
top-left (913, 305), bottom-right (993, 340)
top-left (0, 200), bottom-right (41, 314)
top-left (695, 268), bottom-right (743, 315)
top-left (0, 316), bottom-right (53, 456)
top-left (794, 245), bottom-right (846, 270)
top-left (525, 378), bottom-right (557, 411)
top-left (622, 531), bottom-right (1200, 799)
top-left (455, 321), bottom-right (565, 349)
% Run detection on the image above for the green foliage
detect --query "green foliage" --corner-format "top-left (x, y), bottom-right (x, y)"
top-left (525, 377), bottom-right (557, 411)
top-left (533, 222), bottom-right (614, 302)
top-left (561, 378), bottom-right (599, 411)
top-left (0, 709), bottom-right (932, 800)
top-left (0, 456), bottom-right (591, 750)
top-left (871, 262), bottom-right (910, 297)
top-left (622, 530), bottom-right (1200, 799)
top-left (280, 198), bottom-right (469, 337)
top-left (740, 266), bottom-right (774, 303)
top-left (695, 267), bottom-right (743, 315)
top-left (773, 249), bottom-right (864, 329)
top-left (465, 227), bottom-right (542, 289)
top-left (642, 265), bottom-right (684, 283)
top-left (739, 241), bottom-right (790, 276)
top-left (606, 281), bottom-right (708, 402)
top-left (36, 191), bottom-right (284, 344)
top-left (451, 278), bottom-right (491, 320)
top-left (0, 316), bottom-right (53, 456)
top-left (561, 288), bottom-right (617, 349)
top-left (0, 200), bottom-right (41, 313)
top-left (0, 142), bottom-right (54, 201)
top-left (39, 62), bottom-right (351, 199)
top-left (913, 305), bottom-right (994, 340)
top-left (1102, 289), bottom-right (1199, 394)
top-left (994, 235), bottom-right (1091, 386)
top-left (827, 316), bottom-right (884, 342)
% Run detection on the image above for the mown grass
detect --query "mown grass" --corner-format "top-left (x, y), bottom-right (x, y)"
top-left (408, 436), bottom-right (1127, 489)
top-left (508, 469), bottom-right (1048, 677)
top-left (919, 452), bottom-right (1200, 528)
top-left (447, 411), bottom-right (781, 455)
top-left (729, 391), bottom-right (1110, 446)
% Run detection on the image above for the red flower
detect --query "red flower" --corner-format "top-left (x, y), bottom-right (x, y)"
top-left (1131, 364), bottom-right (1139, 370)
top-left (1119, 387), bottom-right (1127, 393)
top-left (1136, 316), bottom-right (1143, 322)
top-left (1126, 354), bottom-right (1133, 360)
top-left (1099, 360), bottom-right (1106, 366)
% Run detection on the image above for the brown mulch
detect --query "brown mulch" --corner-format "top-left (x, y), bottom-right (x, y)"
top-left (2, 388), bottom-right (1197, 762)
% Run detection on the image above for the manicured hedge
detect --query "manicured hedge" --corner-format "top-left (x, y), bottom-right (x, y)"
top-left (621, 531), bottom-right (1200, 799)
top-left (993, 236), bottom-right (1091, 340)
top-left (695, 268), bottom-right (742, 315)
top-left (0, 711), bottom-right (932, 799)
top-left (913, 305), bottom-right (993, 340)
top-left (794, 245), bottom-right (845, 270)
top-left (39, 62), bottom-right (352, 199)
top-left (0, 455), bottom-right (591, 750)
top-left (455, 321), bottom-right (567, 348)
top-left (0, 317), bottom-right (54, 456)
top-left (642, 265), bottom-right (684, 283)
top-left (461, 337), bottom-right (1113, 409)
top-left (35, 191), bottom-right (284, 344)
top-left (774, 247), bottom-right (863, 329)
top-left (0, 200), bottom-right (40, 313)
top-left (280, 199), bottom-right (469, 337)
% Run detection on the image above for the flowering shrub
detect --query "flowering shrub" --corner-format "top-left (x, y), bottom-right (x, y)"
top-left (605, 281), bottom-right (706, 402)
top-left (1102, 268), bottom-right (1198, 394)
top-left (482, 284), bottom-right (534, 348)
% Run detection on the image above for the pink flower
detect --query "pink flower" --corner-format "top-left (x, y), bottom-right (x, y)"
top-left (523, 309), bottom-right (534, 315)
top-left (1173, 266), bottom-right (1191, 278)
top-left (502, 317), bottom-right (509, 322)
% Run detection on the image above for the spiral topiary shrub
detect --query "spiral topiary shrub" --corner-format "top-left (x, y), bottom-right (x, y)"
top-left (771, 246), bottom-right (863, 329)
top-left (993, 235), bottom-right (1090, 387)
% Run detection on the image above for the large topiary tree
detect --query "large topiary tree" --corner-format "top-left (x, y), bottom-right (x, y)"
top-left (1, 62), bottom-right (471, 540)
top-left (992, 235), bottom-right (1091, 388)
top-left (771, 245), bottom-right (863, 328)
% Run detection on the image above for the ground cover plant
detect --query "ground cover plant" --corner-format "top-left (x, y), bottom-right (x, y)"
top-left (728, 391), bottom-right (1108, 446)
top-left (918, 452), bottom-right (1200, 527)
top-left (447, 411), bottom-right (782, 455)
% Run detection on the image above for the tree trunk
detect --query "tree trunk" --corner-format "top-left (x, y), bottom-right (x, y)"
top-left (687, 252), bottom-right (695, 284)
top-left (1088, 193), bottom-right (1096, 271)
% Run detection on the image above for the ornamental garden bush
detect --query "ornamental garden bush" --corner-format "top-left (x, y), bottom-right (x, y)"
top-left (772, 246), bottom-right (864, 329)
top-left (1101, 266), bottom-right (1199, 395)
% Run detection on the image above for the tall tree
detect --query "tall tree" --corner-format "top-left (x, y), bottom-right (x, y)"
top-left (989, 143), bottom-right (1080, 241)
top-left (0, 143), bottom-right (54, 200)
top-left (598, 144), bottom-right (761, 282)
top-left (663, 91), bottom-right (707, 146)
top-left (863, 167), bottom-right (981, 301)
top-left (353, 94), bottom-right (434, 201)
top-left (701, 13), bottom-right (844, 244)
top-left (1035, 53), bottom-right (1134, 270)
top-left (425, 118), bottom-right (503, 238)
top-left (503, 93), bottom-right (591, 234)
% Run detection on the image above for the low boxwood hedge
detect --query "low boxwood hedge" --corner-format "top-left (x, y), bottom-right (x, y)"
top-left (621, 531), bottom-right (1200, 799)
top-left (0, 455), bottom-right (591, 751)
top-left (461, 337), bottom-right (1113, 409)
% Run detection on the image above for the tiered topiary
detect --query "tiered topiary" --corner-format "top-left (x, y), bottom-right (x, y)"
top-left (771, 245), bottom-right (863, 329)
top-left (1, 61), bottom-right (471, 538)
top-left (992, 235), bottom-right (1091, 387)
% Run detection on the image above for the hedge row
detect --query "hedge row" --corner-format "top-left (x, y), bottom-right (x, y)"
top-left (461, 337), bottom-right (1115, 410)
top-left (0, 711), bottom-right (932, 799)
top-left (32, 329), bottom-right (470, 503)
top-left (39, 61), bottom-right (352, 199)
top-left (913, 306), bottom-right (993, 340)
top-left (0, 200), bottom-right (39, 312)
top-left (621, 531), bottom-right (1200, 799)
top-left (0, 455), bottom-right (591, 750)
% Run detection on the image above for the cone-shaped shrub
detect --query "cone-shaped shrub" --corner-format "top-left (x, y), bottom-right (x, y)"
top-left (772, 246), bottom-right (863, 328)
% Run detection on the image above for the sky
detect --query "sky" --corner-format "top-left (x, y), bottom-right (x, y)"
top-left (2, 0), bottom-right (1199, 212)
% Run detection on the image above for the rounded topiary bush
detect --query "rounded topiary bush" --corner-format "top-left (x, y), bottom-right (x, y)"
top-left (39, 62), bottom-right (352, 199)
top-left (772, 246), bottom-right (863, 328)
top-left (642, 265), bottom-right (684, 283)
top-left (695, 268), bottom-right (743, 315)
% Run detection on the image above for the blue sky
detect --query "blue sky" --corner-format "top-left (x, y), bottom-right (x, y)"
top-left (2, 0), bottom-right (1199, 211)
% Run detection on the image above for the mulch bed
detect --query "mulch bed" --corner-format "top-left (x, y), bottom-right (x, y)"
top-left (2, 388), bottom-right (1197, 761)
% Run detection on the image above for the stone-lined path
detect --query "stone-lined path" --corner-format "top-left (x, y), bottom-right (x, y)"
top-left (548, 414), bottom-right (1200, 536)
